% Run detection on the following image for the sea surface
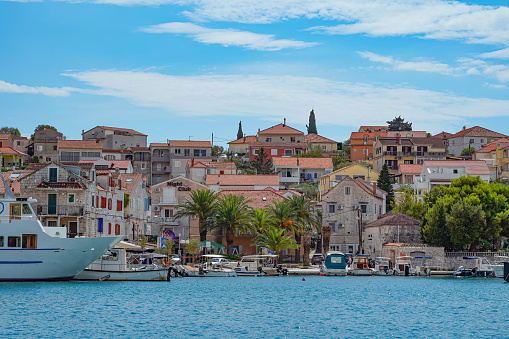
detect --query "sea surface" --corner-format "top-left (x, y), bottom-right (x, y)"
top-left (1, 276), bottom-right (507, 338)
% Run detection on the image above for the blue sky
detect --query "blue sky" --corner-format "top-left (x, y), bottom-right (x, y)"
top-left (1, 0), bottom-right (509, 148)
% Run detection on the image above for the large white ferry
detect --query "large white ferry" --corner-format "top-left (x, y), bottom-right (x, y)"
top-left (0, 177), bottom-right (124, 281)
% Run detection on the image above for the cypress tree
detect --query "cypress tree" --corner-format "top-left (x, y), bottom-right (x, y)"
top-left (306, 109), bottom-right (317, 134)
top-left (377, 163), bottom-right (394, 210)
top-left (237, 121), bottom-right (243, 140)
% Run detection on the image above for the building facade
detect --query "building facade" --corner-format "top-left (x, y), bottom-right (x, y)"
top-left (82, 126), bottom-right (147, 150)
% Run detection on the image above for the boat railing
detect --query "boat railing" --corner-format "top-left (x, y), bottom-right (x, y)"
top-left (0, 215), bottom-right (38, 223)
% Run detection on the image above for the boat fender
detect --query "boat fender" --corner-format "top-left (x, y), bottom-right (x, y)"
top-left (245, 266), bottom-right (249, 271)
top-left (471, 266), bottom-right (478, 275)
top-left (257, 266), bottom-right (263, 273)
top-left (166, 269), bottom-right (171, 281)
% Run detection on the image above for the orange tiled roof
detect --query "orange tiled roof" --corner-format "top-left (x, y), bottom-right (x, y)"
top-left (249, 142), bottom-right (308, 148)
top-left (272, 157), bottom-right (333, 169)
top-left (387, 131), bottom-right (428, 138)
top-left (228, 136), bottom-right (258, 144)
top-left (120, 173), bottom-right (142, 195)
top-left (217, 189), bottom-right (285, 209)
top-left (0, 147), bottom-right (27, 156)
top-left (188, 160), bottom-right (237, 170)
top-left (350, 131), bottom-right (388, 140)
top-left (423, 160), bottom-right (490, 175)
top-left (304, 133), bottom-right (336, 143)
top-left (110, 160), bottom-right (131, 169)
top-left (433, 131), bottom-right (453, 139)
top-left (58, 140), bottom-right (102, 149)
top-left (169, 140), bottom-right (212, 148)
top-left (258, 123), bottom-right (304, 135)
top-left (398, 164), bottom-right (423, 175)
top-left (446, 126), bottom-right (506, 139)
top-left (150, 143), bottom-right (169, 147)
top-left (206, 174), bottom-right (280, 186)
top-left (476, 137), bottom-right (509, 153)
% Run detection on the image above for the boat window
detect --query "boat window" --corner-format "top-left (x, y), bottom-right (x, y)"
top-left (22, 204), bottom-right (32, 215)
top-left (8, 236), bottom-right (21, 247)
top-left (10, 204), bottom-right (21, 220)
top-left (0, 236), bottom-right (3, 247)
top-left (331, 256), bottom-right (343, 264)
top-left (22, 234), bottom-right (37, 249)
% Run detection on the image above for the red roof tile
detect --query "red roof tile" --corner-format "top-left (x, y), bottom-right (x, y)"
top-left (120, 173), bottom-right (142, 195)
top-left (130, 147), bottom-right (150, 151)
top-left (228, 136), bottom-right (258, 144)
top-left (188, 160), bottom-right (237, 170)
top-left (249, 142), bottom-right (307, 148)
top-left (476, 137), bottom-right (509, 153)
top-left (85, 126), bottom-right (147, 136)
top-left (446, 126), bottom-right (506, 139)
top-left (206, 174), bottom-right (280, 186)
top-left (0, 147), bottom-right (27, 156)
top-left (150, 143), bottom-right (169, 147)
top-left (258, 123), bottom-right (304, 135)
top-left (350, 131), bottom-right (388, 140)
top-left (58, 140), bottom-right (102, 149)
top-left (304, 133), bottom-right (336, 143)
top-left (423, 160), bottom-right (490, 175)
top-left (387, 131), bottom-right (428, 138)
top-left (272, 157), bottom-right (333, 169)
top-left (110, 160), bottom-right (131, 170)
top-left (398, 164), bottom-right (423, 175)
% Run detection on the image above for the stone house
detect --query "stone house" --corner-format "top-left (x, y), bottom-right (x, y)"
top-left (58, 140), bottom-right (102, 162)
top-left (304, 133), bottom-right (337, 152)
top-left (318, 164), bottom-right (380, 200)
top-left (29, 128), bottom-right (63, 163)
top-left (168, 140), bottom-right (213, 178)
top-left (185, 160), bottom-right (237, 184)
top-left (321, 176), bottom-right (386, 255)
top-left (364, 213), bottom-right (421, 257)
top-left (82, 126), bottom-right (147, 150)
top-left (131, 147), bottom-right (151, 184)
top-left (121, 173), bottom-right (150, 240)
top-left (445, 126), bottom-right (506, 157)
top-left (206, 174), bottom-right (280, 192)
top-left (273, 157), bottom-right (333, 186)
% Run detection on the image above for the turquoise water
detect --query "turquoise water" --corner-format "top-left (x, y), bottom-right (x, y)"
top-left (1, 276), bottom-right (507, 338)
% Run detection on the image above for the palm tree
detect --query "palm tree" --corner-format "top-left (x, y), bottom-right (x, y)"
top-left (322, 225), bottom-right (332, 254)
top-left (267, 200), bottom-right (294, 228)
top-left (288, 195), bottom-right (315, 262)
top-left (211, 194), bottom-right (252, 255)
top-left (253, 226), bottom-right (299, 257)
top-left (249, 208), bottom-right (272, 234)
top-left (173, 189), bottom-right (217, 242)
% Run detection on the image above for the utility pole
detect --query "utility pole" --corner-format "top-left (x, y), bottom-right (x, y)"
top-left (357, 206), bottom-right (363, 254)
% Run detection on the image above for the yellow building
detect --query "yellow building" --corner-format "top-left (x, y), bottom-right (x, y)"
top-left (304, 133), bottom-right (337, 152)
top-left (319, 164), bottom-right (379, 200)
top-left (494, 139), bottom-right (509, 179)
top-left (0, 147), bottom-right (27, 169)
top-left (227, 135), bottom-right (257, 155)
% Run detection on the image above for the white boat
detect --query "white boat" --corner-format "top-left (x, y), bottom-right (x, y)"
top-left (413, 256), bottom-right (431, 276)
top-left (373, 257), bottom-right (393, 276)
top-left (187, 254), bottom-right (237, 277)
top-left (74, 248), bottom-right (167, 281)
top-left (348, 254), bottom-right (373, 276)
top-left (453, 257), bottom-right (496, 278)
top-left (490, 255), bottom-right (509, 278)
top-left (233, 254), bottom-right (279, 276)
top-left (0, 177), bottom-right (123, 281)
top-left (320, 251), bottom-right (348, 276)
top-left (393, 256), bottom-right (416, 276)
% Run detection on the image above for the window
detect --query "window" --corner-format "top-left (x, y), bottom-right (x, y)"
top-left (175, 149), bottom-right (181, 155)
top-left (117, 200), bottom-right (122, 211)
top-left (158, 150), bottom-right (164, 157)
top-left (108, 223), bottom-right (112, 235)
top-left (271, 149), bottom-right (278, 156)
top-left (284, 149), bottom-right (292, 156)
top-left (201, 150), bottom-right (206, 157)
top-left (37, 145), bottom-right (43, 151)
top-left (141, 163), bottom-right (146, 169)
top-left (360, 204), bottom-right (368, 214)
top-left (353, 175), bottom-right (365, 180)
top-left (295, 149), bottom-right (303, 154)
top-left (184, 149), bottom-right (190, 156)
top-left (282, 168), bottom-right (292, 177)
top-left (329, 222), bottom-right (338, 232)
top-left (194, 149), bottom-right (200, 157)
top-left (322, 146), bottom-right (327, 151)
top-left (253, 149), bottom-right (259, 155)
top-left (81, 151), bottom-right (100, 159)
top-left (174, 161), bottom-right (181, 168)
top-left (8, 236), bottom-right (21, 247)
top-left (108, 198), bottom-right (112, 210)
top-left (328, 205), bottom-right (336, 213)
top-left (157, 164), bottom-right (162, 171)
top-left (68, 194), bottom-right (75, 203)
top-left (453, 169), bottom-right (458, 174)
top-left (101, 197), bottom-right (107, 209)
top-left (290, 137), bottom-right (296, 142)
top-left (266, 138), bottom-right (272, 142)
top-left (363, 149), bottom-right (367, 154)
top-left (345, 186), bottom-right (351, 195)
top-left (0, 236), bottom-right (3, 247)
top-left (404, 160), bottom-right (414, 164)
top-left (363, 136), bottom-right (368, 145)
top-left (17, 141), bottom-right (21, 146)
top-left (480, 139), bottom-right (484, 143)
top-left (115, 224), bottom-right (121, 235)
top-left (47, 220), bottom-right (57, 227)
top-left (105, 155), bottom-right (115, 160)
top-left (470, 139), bottom-right (474, 144)
top-left (53, 145), bottom-right (57, 151)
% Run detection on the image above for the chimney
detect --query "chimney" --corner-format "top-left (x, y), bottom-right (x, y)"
top-left (396, 136), bottom-right (400, 144)
top-left (373, 182), bottom-right (377, 195)
top-left (243, 136), bottom-right (246, 142)
top-left (191, 158), bottom-right (194, 167)
top-left (463, 126), bottom-right (466, 130)
top-left (283, 118), bottom-right (286, 126)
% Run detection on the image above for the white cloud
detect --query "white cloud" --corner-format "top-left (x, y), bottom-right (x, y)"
top-left (358, 51), bottom-right (453, 75)
top-left (0, 80), bottom-right (74, 97)
top-left (479, 48), bottom-right (509, 59)
top-left (140, 22), bottom-right (318, 51)
top-left (60, 70), bottom-right (509, 134)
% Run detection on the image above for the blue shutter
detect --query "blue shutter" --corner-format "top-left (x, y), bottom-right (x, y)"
top-left (98, 218), bottom-right (103, 233)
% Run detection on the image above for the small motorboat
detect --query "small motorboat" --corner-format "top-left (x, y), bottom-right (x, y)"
top-left (413, 256), bottom-right (432, 276)
top-left (320, 251), bottom-right (348, 276)
top-left (393, 256), bottom-right (416, 276)
top-left (348, 254), bottom-right (373, 276)
top-left (187, 254), bottom-right (237, 277)
top-left (373, 257), bottom-right (393, 276)
top-left (453, 257), bottom-right (496, 278)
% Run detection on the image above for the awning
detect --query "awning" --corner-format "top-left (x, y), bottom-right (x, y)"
top-left (199, 240), bottom-right (226, 249)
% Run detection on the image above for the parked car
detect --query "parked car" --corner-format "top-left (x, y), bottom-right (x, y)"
top-left (311, 254), bottom-right (324, 265)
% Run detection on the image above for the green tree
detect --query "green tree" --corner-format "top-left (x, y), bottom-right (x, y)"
top-left (267, 200), bottom-right (295, 229)
top-left (460, 147), bottom-right (476, 156)
top-left (0, 127), bottom-right (21, 137)
top-left (30, 124), bottom-right (61, 141)
top-left (249, 208), bottom-right (272, 234)
top-left (422, 198), bottom-right (451, 248)
top-left (173, 189), bottom-right (217, 242)
top-left (252, 226), bottom-right (299, 257)
top-left (447, 199), bottom-right (485, 250)
top-left (212, 145), bottom-right (224, 156)
top-left (293, 146), bottom-right (323, 158)
top-left (237, 121), bottom-right (243, 140)
top-left (288, 183), bottom-right (318, 198)
top-left (306, 109), bottom-right (317, 134)
top-left (387, 116), bottom-right (412, 131)
top-left (377, 163), bottom-right (395, 209)
top-left (138, 234), bottom-right (147, 250)
top-left (288, 195), bottom-right (315, 262)
top-left (250, 147), bottom-right (274, 174)
top-left (392, 189), bottom-right (427, 221)
top-left (211, 194), bottom-right (252, 255)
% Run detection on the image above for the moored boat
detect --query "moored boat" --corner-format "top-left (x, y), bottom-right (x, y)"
top-left (187, 254), bottom-right (237, 277)
top-left (373, 257), bottom-right (393, 276)
top-left (413, 256), bottom-right (432, 276)
top-left (74, 248), bottom-right (167, 281)
top-left (348, 254), bottom-right (373, 276)
top-left (453, 257), bottom-right (496, 278)
top-left (0, 176), bottom-right (123, 281)
top-left (393, 256), bottom-right (416, 276)
top-left (320, 251), bottom-right (348, 276)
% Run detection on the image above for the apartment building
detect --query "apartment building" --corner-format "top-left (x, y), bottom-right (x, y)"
top-left (82, 126), bottom-right (147, 150)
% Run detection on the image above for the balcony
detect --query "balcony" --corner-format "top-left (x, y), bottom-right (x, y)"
top-left (152, 155), bottom-right (171, 163)
top-left (159, 197), bottom-right (178, 205)
top-left (159, 217), bottom-right (179, 225)
top-left (36, 205), bottom-right (84, 216)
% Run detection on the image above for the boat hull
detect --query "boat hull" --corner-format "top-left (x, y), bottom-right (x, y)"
top-left (75, 268), bottom-right (167, 281)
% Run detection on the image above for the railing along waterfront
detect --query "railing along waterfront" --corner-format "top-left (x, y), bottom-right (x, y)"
top-left (445, 251), bottom-right (509, 257)
top-left (36, 205), bottom-right (84, 216)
